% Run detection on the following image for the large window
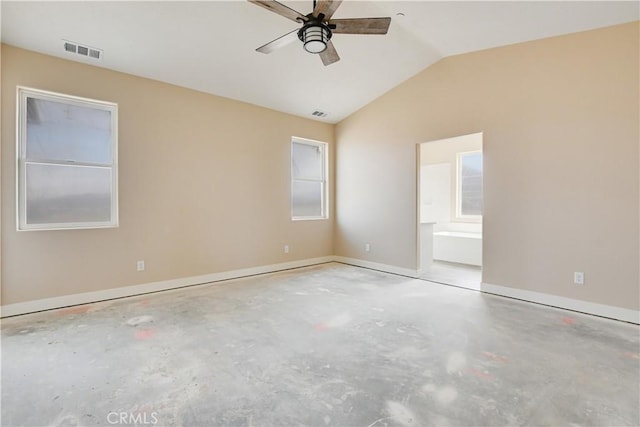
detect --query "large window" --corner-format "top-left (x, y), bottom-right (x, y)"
top-left (291, 138), bottom-right (327, 220)
top-left (457, 151), bottom-right (483, 218)
top-left (17, 87), bottom-right (118, 230)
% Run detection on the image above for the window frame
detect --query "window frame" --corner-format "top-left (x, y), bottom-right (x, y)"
top-left (290, 137), bottom-right (328, 221)
top-left (455, 150), bottom-right (483, 221)
top-left (16, 86), bottom-right (119, 231)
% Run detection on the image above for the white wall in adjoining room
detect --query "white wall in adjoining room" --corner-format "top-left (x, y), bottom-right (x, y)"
top-left (420, 132), bottom-right (483, 234)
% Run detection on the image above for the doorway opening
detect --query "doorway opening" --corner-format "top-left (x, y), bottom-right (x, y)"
top-left (417, 132), bottom-right (483, 290)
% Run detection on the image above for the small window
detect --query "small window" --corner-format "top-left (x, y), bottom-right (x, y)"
top-left (457, 151), bottom-right (483, 218)
top-left (291, 138), bottom-right (328, 220)
top-left (17, 87), bottom-right (118, 230)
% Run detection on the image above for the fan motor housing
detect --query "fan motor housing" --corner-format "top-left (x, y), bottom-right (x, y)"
top-left (298, 18), bottom-right (333, 54)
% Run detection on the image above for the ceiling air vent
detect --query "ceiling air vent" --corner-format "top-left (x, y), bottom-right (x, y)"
top-left (62, 40), bottom-right (103, 61)
top-left (311, 110), bottom-right (328, 118)
top-left (63, 42), bottom-right (76, 53)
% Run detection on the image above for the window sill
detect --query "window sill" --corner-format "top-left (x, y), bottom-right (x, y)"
top-left (292, 216), bottom-right (329, 221)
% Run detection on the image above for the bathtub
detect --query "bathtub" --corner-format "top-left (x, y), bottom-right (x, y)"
top-left (433, 231), bottom-right (482, 266)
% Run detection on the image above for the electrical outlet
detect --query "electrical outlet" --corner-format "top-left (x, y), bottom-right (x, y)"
top-left (137, 260), bottom-right (145, 272)
top-left (365, 243), bottom-right (371, 252)
top-left (284, 245), bottom-right (289, 254)
top-left (574, 272), bottom-right (584, 285)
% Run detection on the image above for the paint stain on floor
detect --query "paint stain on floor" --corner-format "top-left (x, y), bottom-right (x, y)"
top-left (134, 329), bottom-right (155, 340)
top-left (483, 351), bottom-right (509, 363)
top-left (57, 305), bottom-right (91, 316)
top-left (467, 367), bottom-right (492, 380)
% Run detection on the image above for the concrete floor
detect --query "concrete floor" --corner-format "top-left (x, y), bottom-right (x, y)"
top-left (419, 261), bottom-right (482, 290)
top-left (2, 262), bottom-right (639, 427)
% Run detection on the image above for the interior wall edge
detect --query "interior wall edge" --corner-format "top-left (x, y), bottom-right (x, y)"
top-left (3, 255), bottom-right (637, 324)
top-left (333, 255), bottom-right (638, 324)
top-left (419, 274), bottom-right (482, 292)
top-left (331, 231), bottom-right (639, 323)
top-left (481, 282), bottom-right (640, 324)
top-left (0, 256), bottom-right (334, 318)
top-left (333, 256), bottom-right (420, 279)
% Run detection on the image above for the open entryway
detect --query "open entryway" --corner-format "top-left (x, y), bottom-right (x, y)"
top-left (417, 132), bottom-right (483, 290)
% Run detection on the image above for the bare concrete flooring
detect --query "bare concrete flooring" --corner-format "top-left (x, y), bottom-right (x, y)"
top-left (419, 261), bottom-right (482, 290)
top-left (2, 263), bottom-right (639, 426)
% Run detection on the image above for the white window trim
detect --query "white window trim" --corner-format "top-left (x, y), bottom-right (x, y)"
top-left (455, 150), bottom-right (482, 222)
top-left (291, 137), bottom-right (328, 221)
top-left (16, 86), bottom-right (119, 231)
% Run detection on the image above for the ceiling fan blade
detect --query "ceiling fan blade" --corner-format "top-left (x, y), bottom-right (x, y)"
top-left (248, 0), bottom-right (306, 23)
top-left (320, 40), bottom-right (340, 66)
top-left (330, 17), bottom-right (391, 34)
top-left (256, 28), bottom-right (299, 54)
top-left (313, 0), bottom-right (343, 20)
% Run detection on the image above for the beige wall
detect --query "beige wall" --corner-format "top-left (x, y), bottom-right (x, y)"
top-left (336, 22), bottom-right (639, 310)
top-left (2, 22), bottom-right (638, 313)
top-left (1, 45), bottom-right (335, 305)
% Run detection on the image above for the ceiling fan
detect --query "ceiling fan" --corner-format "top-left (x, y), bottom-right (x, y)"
top-left (248, 0), bottom-right (391, 66)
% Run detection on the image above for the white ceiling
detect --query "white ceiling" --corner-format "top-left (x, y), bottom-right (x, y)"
top-left (1, 1), bottom-right (638, 123)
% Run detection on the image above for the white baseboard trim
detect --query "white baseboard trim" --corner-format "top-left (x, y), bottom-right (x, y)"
top-left (482, 282), bottom-right (640, 324)
top-left (417, 269), bottom-right (482, 291)
top-left (336, 258), bottom-right (637, 323)
top-left (0, 256), bottom-right (334, 318)
top-left (333, 256), bottom-right (419, 278)
top-left (3, 256), bottom-right (636, 325)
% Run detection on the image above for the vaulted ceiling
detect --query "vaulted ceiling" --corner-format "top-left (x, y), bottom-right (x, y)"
top-left (2, 1), bottom-right (638, 123)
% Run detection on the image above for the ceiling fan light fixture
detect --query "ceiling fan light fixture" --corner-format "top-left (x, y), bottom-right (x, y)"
top-left (250, 0), bottom-right (392, 66)
top-left (298, 22), bottom-right (331, 54)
